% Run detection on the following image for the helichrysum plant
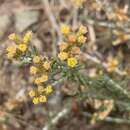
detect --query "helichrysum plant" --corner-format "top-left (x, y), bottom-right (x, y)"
top-left (6, 24), bottom-right (88, 105)
top-left (6, 24), bottom-right (130, 123)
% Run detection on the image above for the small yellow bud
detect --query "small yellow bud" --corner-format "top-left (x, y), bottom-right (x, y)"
top-left (79, 25), bottom-right (87, 34)
top-left (34, 77), bottom-right (41, 85)
top-left (67, 57), bottom-right (78, 67)
top-left (45, 85), bottom-right (53, 94)
top-left (107, 58), bottom-right (119, 72)
top-left (28, 90), bottom-right (35, 97)
top-left (23, 31), bottom-right (32, 44)
top-left (43, 61), bottom-right (51, 70)
top-left (8, 33), bottom-right (19, 42)
top-left (34, 75), bottom-right (49, 84)
top-left (77, 35), bottom-right (86, 43)
top-left (59, 42), bottom-right (68, 51)
top-left (32, 97), bottom-right (39, 104)
top-left (39, 95), bottom-right (47, 103)
top-left (7, 52), bottom-right (15, 59)
top-left (30, 66), bottom-right (38, 75)
top-left (60, 24), bottom-right (70, 35)
top-left (6, 45), bottom-right (17, 59)
top-left (68, 34), bottom-right (77, 43)
top-left (38, 86), bottom-right (46, 93)
top-left (6, 45), bottom-right (17, 54)
top-left (33, 56), bottom-right (41, 64)
top-left (18, 44), bottom-right (27, 52)
top-left (40, 74), bottom-right (48, 82)
top-left (58, 52), bottom-right (68, 61)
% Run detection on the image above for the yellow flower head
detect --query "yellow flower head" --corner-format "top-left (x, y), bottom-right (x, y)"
top-left (8, 33), bottom-right (19, 42)
top-left (7, 52), bottom-right (15, 59)
top-left (33, 56), bottom-right (41, 64)
top-left (40, 74), bottom-right (48, 82)
top-left (6, 45), bottom-right (17, 59)
top-left (43, 61), bottom-right (51, 70)
top-left (33, 97), bottom-right (39, 104)
top-left (38, 86), bottom-right (46, 93)
top-left (23, 31), bottom-right (32, 44)
top-left (68, 34), bottom-right (77, 43)
top-left (34, 77), bottom-right (41, 85)
top-left (71, 47), bottom-right (81, 55)
top-left (30, 66), bottom-right (38, 75)
top-left (107, 58), bottom-right (119, 72)
top-left (67, 57), bottom-right (78, 67)
top-left (39, 95), bottom-right (47, 103)
top-left (35, 74), bottom-right (48, 84)
top-left (45, 85), bottom-right (53, 94)
top-left (28, 90), bottom-right (36, 97)
top-left (77, 35), bottom-right (86, 43)
top-left (79, 25), bottom-right (88, 34)
top-left (59, 42), bottom-right (68, 51)
top-left (60, 24), bottom-right (70, 35)
top-left (58, 52), bottom-right (68, 61)
top-left (6, 45), bottom-right (17, 54)
top-left (18, 44), bottom-right (27, 52)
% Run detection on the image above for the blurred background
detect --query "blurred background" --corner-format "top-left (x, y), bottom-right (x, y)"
top-left (1, 0), bottom-right (130, 130)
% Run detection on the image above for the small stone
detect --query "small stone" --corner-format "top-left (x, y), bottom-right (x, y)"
top-left (15, 10), bottom-right (39, 32)
top-left (0, 15), bottom-right (11, 38)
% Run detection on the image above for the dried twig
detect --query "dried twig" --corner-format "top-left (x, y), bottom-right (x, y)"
top-left (42, 108), bottom-right (69, 130)
top-left (82, 112), bottom-right (130, 124)
top-left (41, 0), bottom-right (62, 42)
top-left (80, 16), bottom-right (130, 33)
top-left (81, 52), bottom-right (126, 76)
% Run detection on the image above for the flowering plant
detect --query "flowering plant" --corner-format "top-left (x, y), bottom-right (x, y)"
top-left (5, 23), bottom-right (130, 124)
top-left (6, 24), bottom-right (88, 105)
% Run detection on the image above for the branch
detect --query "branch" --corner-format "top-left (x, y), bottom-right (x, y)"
top-left (41, 0), bottom-right (62, 42)
top-left (82, 112), bottom-right (130, 124)
top-left (42, 108), bottom-right (70, 130)
top-left (81, 52), bottom-right (126, 76)
top-left (80, 16), bottom-right (130, 33)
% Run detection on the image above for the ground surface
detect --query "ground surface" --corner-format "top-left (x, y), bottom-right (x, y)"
top-left (0, 0), bottom-right (130, 130)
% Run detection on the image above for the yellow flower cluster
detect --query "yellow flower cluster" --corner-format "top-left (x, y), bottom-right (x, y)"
top-left (59, 24), bottom-right (88, 68)
top-left (6, 45), bottom-right (17, 59)
top-left (30, 55), bottom-right (51, 84)
top-left (28, 85), bottom-right (53, 104)
top-left (29, 55), bottom-right (52, 104)
top-left (6, 31), bottom-right (32, 59)
top-left (6, 27), bottom-right (88, 105)
top-left (6, 31), bottom-right (54, 105)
